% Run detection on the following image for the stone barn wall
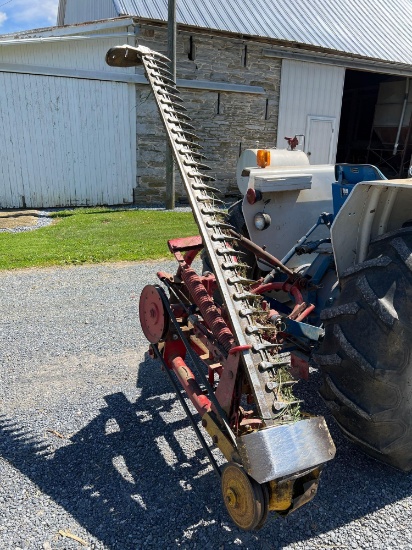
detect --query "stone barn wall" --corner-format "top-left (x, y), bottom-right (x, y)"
top-left (133, 24), bottom-right (282, 205)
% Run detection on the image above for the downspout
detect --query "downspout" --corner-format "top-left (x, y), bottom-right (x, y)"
top-left (393, 77), bottom-right (410, 155)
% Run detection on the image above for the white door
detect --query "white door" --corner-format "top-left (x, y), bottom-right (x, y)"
top-left (306, 116), bottom-right (336, 164)
top-left (277, 59), bottom-right (344, 164)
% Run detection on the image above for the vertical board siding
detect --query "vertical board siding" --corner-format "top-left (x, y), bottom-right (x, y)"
top-left (63, 0), bottom-right (117, 25)
top-left (0, 32), bottom-right (134, 74)
top-left (276, 59), bottom-right (345, 163)
top-left (0, 72), bottom-right (135, 208)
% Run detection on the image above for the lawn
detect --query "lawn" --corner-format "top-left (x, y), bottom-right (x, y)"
top-left (0, 208), bottom-right (198, 270)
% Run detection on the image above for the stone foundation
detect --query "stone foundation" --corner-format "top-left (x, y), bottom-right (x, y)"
top-left (133, 25), bottom-right (281, 205)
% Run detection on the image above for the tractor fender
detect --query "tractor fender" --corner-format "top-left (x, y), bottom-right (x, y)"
top-left (331, 178), bottom-right (412, 279)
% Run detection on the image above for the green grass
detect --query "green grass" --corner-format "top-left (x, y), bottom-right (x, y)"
top-left (0, 208), bottom-right (198, 270)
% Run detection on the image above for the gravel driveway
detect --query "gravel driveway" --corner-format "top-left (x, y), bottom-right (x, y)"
top-left (0, 261), bottom-right (411, 549)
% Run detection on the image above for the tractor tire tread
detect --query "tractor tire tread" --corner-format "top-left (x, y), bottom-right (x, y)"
top-left (316, 229), bottom-right (412, 471)
top-left (341, 256), bottom-right (391, 278)
top-left (320, 302), bottom-right (360, 320)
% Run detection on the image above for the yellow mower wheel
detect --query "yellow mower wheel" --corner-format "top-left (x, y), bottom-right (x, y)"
top-left (221, 463), bottom-right (268, 531)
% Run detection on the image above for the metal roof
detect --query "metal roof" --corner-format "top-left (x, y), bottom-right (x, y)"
top-left (113, 0), bottom-right (412, 66)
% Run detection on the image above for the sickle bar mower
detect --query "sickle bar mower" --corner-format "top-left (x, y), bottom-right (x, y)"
top-left (106, 44), bottom-right (335, 530)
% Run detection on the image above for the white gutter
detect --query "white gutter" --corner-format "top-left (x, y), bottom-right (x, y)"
top-left (0, 18), bottom-right (135, 40)
top-left (0, 33), bottom-right (135, 46)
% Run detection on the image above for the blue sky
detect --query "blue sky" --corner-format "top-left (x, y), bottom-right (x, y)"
top-left (0, 0), bottom-right (59, 34)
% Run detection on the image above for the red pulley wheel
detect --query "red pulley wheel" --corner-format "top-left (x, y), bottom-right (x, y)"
top-left (139, 285), bottom-right (169, 344)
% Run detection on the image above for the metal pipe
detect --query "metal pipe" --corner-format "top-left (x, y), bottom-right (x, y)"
top-left (280, 220), bottom-right (320, 265)
top-left (252, 282), bottom-right (304, 304)
top-left (295, 304), bottom-right (315, 322)
top-left (229, 230), bottom-right (298, 280)
top-left (152, 344), bottom-right (221, 477)
top-left (165, 0), bottom-right (176, 210)
top-left (155, 285), bottom-right (237, 447)
top-left (171, 356), bottom-right (212, 416)
top-left (393, 78), bottom-right (410, 155)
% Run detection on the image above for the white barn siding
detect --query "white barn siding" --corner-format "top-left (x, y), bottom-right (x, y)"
top-left (60, 0), bottom-right (117, 26)
top-left (276, 59), bottom-right (345, 164)
top-left (0, 28), bottom-right (137, 208)
top-left (0, 72), bottom-right (135, 208)
top-left (0, 29), bottom-right (129, 73)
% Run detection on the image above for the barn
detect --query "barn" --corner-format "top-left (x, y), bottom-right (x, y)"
top-left (0, 0), bottom-right (411, 207)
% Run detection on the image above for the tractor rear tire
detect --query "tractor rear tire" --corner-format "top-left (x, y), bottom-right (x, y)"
top-left (314, 227), bottom-right (412, 471)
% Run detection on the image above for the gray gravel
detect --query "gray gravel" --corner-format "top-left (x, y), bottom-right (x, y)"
top-left (0, 212), bottom-right (52, 233)
top-left (0, 261), bottom-right (412, 549)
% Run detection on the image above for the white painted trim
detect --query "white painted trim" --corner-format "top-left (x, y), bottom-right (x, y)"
top-left (264, 47), bottom-right (412, 77)
top-left (0, 18), bottom-right (135, 40)
top-left (0, 33), bottom-right (134, 46)
top-left (0, 63), bottom-right (265, 93)
top-left (305, 115), bottom-right (336, 164)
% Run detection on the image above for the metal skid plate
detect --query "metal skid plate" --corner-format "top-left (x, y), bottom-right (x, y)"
top-left (237, 417), bottom-right (336, 484)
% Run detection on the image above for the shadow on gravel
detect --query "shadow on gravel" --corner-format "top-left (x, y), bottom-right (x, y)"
top-left (0, 357), bottom-right (411, 549)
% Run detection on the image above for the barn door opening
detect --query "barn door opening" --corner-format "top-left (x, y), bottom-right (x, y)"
top-left (336, 69), bottom-right (412, 177)
top-left (305, 115), bottom-right (335, 164)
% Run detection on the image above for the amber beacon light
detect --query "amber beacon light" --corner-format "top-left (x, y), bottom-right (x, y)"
top-left (256, 149), bottom-right (270, 168)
